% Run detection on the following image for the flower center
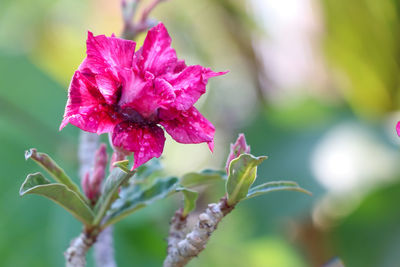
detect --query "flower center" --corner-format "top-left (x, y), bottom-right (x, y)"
top-left (119, 106), bottom-right (159, 125)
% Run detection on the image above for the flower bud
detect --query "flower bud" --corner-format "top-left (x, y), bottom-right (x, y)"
top-left (82, 172), bottom-right (93, 200)
top-left (225, 134), bottom-right (251, 173)
top-left (81, 143), bottom-right (108, 203)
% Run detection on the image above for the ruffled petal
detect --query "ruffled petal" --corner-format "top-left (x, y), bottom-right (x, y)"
top-left (60, 108), bottom-right (117, 134)
top-left (135, 23), bottom-right (178, 76)
top-left (119, 71), bottom-right (176, 118)
top-left (93, 69), bottom-right (121, 105)
top-left (79, 32), bottom-right (136, 104)
top-left (163, 65), bottom-right (227, 111)
top-left (112, 122), bottom-right (166, 168)
top-left (117, 68), bottom-right (149, 107)
top-left (86, 31), bottom-right (136, 70)
top-left (60, 71), bottom-right (118, 134)
top-left (78, 65), bottom-right (120, 105)
top-left (131, 76), bottom-right (176, 116)
top-left (397, 121), bottom-right (400, 137)
top-left (160, 107), bottom-right (215, 151)
top-left (153, 77), bottom-right (176, 108)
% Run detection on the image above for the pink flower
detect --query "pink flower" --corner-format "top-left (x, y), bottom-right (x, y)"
top-left (60, 23), bottom-right (226, 168)
top-left (397, 122), bottom-right (400, 137)
top-left (225, 133), bottom-right (251, 173)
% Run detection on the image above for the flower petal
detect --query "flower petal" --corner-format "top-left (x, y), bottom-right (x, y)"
top-left (154, 77), bottom-right (176, 107)
top-left (117, 68), bottom-right (150, 107)
top-left (163, 65), bottom-right (227, 111)
top-left (135, 23), bottom-right (178, 76)
top-left (86, 31), bottom-right (136, 70)
top-left (79, 58), bottom-right (122, 105)
top-left (160, 107), bottom-right (215, 151)
top-left (119, 71), bottom-right (176, 118)
top-left (79, 32), bottom-right (136, 104)
top-left (397, 121), bottom-right (400, 137)
top-left (60, 71), bottom-right (118, 134)
top-left (112, 122), bottom-right (166, 168)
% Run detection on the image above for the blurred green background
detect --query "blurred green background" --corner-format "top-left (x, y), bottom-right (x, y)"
top-left (1, 0), bottom-right (400, 266)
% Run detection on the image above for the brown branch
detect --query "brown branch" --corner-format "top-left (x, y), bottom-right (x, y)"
top-left (139, 0), bottom-right (166, 24)
top-left (121, 0), bottom-right (168, 40)
top-left (164, 197), bottom-right (234, 267)
top-left (167, 209), bottom-right (188, 255)
top-left (94, 227), bottom-right (117, 267)
top-left (78, 132), bottom-right (100, 181)
top-left (65, 228), bottom-right (97, 267)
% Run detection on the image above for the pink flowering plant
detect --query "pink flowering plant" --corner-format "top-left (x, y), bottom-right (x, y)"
top-left (20, 1), bottom-right (310, 266)
top-left (60, 23), bottom-right (225, 169)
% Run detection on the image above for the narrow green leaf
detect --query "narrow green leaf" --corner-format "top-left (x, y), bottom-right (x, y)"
top-left (93, 167), bottom-right (136, 225)
top-left (103, 177), bottom-right (178, 228)
top-left (20, 172), bottom-right (94, 225)
top-left (176, 187), bottom-right (199, 216)
top-left (112, 160), bottom-right (131, 173)
top-left (246, 181), bottom-right (312, 200)
top-left (226, 154), bottom-right (267, 206)
top-left (180, 169), bottom-right (226, 188)
top-left (25, 148), bottom-right (88, 204)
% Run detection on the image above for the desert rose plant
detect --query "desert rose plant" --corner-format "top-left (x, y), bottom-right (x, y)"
top-left (20, 1), bottom-right (310, 266)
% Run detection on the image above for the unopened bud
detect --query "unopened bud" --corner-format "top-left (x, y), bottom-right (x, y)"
top-left (225, 133), bottom-right (251, 173)
top-left (82, 143), bottom-right (108, 203)
top-left (82, 172), bottom-right (95, 200)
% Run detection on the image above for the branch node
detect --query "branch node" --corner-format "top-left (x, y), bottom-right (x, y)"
top-left (164, 197), bottom-right (236, 267)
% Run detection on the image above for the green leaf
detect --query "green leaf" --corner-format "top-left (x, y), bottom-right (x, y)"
top-left (176, 187), bottom-right (199, 216)
top-left (226, 154), bottom-right (267, 206)
top-left (246, 181), bottom-right (312, 200)
top-left (180, 169), bottom-right (226, 187)
top-left (103, 177), bottom-right (178, 228)
top-left (112, 160), bottom-right (131, 173)
top-left (20, 172), bottom-right (94, 225)
top-left (25, 148), bottom-right (88, 204)
top-left (134, 158), bottom-right (163, 181)
top-left (93, 166), bottom-right (136, 226)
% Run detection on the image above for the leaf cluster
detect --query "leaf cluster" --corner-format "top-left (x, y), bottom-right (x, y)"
top-left (21, 149), bottom-right (310, 228)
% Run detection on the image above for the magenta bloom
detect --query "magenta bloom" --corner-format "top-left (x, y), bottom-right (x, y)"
top-left (397, 122), bottom-right (400, 137)
top-left (60, 23), bottom-right (226, 168)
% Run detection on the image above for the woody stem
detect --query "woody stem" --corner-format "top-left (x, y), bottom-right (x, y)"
top-left (163, 196), bottom-right (235, 267)
top-left (121, 0), bottom-right (168, 39)
top-left (65, 227), bottom-right (98, 267)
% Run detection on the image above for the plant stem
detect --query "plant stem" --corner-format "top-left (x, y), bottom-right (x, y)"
top-left (78, 132), bottom-right (100, 180)
top-left (94, 227), bottom-right (117, 267)
top-left (65, 0), bottom-right (170, 263)
top-left (166, 208), bottom-right (188, 255)
top-left (66, 131), bottom-right (107, 267)
top-left (65, 229), bottom-right (97, 267)
top-left (121, 0), bottom-right (167, 39)
top-left (164, 196), bottom-right (234, 267)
